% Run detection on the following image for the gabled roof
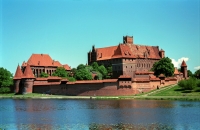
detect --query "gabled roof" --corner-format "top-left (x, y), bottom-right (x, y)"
top-left (23, 64), bottom-right (35, 79)
top-left (181, 60), bottom-right (187, 67)
top-left (22, 54), bottom-right (62, 67)
top-left (13, 65), bottom-right (24, 79)
top-left (21, 54), bottom-right (71, 71)
top-left (95, 42), bottom-right (161, 61)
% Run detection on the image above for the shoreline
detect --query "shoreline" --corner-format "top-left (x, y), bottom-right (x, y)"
top-left (0, 94), bottom-right (200, 101)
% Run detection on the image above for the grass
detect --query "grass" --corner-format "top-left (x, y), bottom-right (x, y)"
top-left (150, 85), bottom-right (200, 96)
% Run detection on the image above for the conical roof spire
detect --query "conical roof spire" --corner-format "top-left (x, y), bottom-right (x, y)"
top-left (23, 64), bottom-right (35, 78)
top-left (181, 60), bottom-right (187, 67)
top-left (13, 65), bottom-right (24, 79)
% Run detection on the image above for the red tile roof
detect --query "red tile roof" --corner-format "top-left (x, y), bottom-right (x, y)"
top-left (63, 64), bottom-right (71, 71)
top-left (13, 65), bottom-right (24, 79)
top-left (181, 60), bottom-right (187, 67)
top-left (21, 54), bottom-right (71, 71)
top-left (96, 42), bottom-right (161, 61)
top-left (23, 64), bottom-right (35, 79)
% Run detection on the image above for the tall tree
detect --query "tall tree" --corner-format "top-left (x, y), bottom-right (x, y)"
top-left (151, 57), bottom-right (174, 77)
top-left (77, 64), bottom-right (85, 70)
top-left (187, 70), bottom-right (193, 77)
top-left (0, 67), bottom-right (13, 93)
top-left (52, 67), bottom-right (68, 77)
top-left (98, 65), bottom-right (108, 79)
top-left (91, 62), bottom-right (99, 71)
top-left (74, 68), bottom-right (92, 80)
top-left (194, 69), bottom-right (200, 79)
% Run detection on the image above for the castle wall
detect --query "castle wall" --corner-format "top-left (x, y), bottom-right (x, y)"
top-left (32, 77), bottom-right (178, 96)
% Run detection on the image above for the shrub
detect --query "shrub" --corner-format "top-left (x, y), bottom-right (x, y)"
top-left (178, 78), bottom-right (197, 90)
top-left (68, 77), bottom-right (76, 82)
top-left (0, 87), bottom-right (11, 93)
top-left (196, 80), bottom-right (200, 87)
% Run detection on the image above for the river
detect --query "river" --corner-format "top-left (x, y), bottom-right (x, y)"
top-left (0, 99), bottom-right (200, 129)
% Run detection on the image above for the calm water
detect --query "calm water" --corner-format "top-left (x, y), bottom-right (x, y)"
top-left (0, 99), bottom-right (200, 130)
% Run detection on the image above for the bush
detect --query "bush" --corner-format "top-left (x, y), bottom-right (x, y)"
top-left (178, 78), bottom-right (197, 90)
top-left (0, 87), bottom-right (11, 93)
top-left (196, 80), bottom-right (200, 87)
top-left (68, 77), bottom-right (76, 82)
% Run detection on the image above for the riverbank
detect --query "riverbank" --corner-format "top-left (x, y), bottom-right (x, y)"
top-left (0, 84), bottom-right (200, 100)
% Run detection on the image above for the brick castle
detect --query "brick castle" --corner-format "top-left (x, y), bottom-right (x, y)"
top-left (13, 36), bottom-right (187, 96)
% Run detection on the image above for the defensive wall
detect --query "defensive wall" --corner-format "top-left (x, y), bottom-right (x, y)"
top-left (32, 76), bottom-right (178, 96)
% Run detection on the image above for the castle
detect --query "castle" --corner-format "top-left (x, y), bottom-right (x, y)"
top-left (13, 36), bottom-right (188, 96)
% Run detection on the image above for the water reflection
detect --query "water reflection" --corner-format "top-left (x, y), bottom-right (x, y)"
top-left (0, 99), bottom-right (200, 129)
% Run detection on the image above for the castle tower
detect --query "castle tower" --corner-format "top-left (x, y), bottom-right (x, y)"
top-left (123, 36), bottom-right (133, 44)
top-left (159, 49), bottom-right (165, 58)
top-left (22, 64), bottom-right (35, 94)
top-left (181, 60), bottom-right (187, 79)
top-left (13, 65), bottom-right (24, 94)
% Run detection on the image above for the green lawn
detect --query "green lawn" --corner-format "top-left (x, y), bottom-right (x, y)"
top-left (150, 85), bottom-right (200, 96)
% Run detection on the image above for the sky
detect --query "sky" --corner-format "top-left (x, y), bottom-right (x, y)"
top-left (1, 0), bottom-right (200, 75)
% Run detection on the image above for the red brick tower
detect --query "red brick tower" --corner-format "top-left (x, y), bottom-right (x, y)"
top-left (13, 65), bottom-right (24, 94)
top-left (22, 64), bottom-right (35, 94)
top-left (181, 60), bottom-right (187, 79)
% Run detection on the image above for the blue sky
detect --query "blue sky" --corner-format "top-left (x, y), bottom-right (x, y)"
top-left (1, 0), bottom-right (200, 75)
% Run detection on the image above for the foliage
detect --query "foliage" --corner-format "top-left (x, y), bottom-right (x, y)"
top-left (187, 70), bottom-right (193, 77)
top-left (77, 64), bottom-right (85, 70)
top-left (194, 69), bottom-right (200, 79)
top-left (52, 67), bottom-right (68, 77)
top-left (178, 78), bottom-right (197, 90)
top-left (91, 62), bottom-right (99, 71)
top-left (0, 87), bottom-right (11, 93)
top-left (68, 77), bottom-right (76, 82)
top-left (74, 68), bottom-right (92, 80)
top-left (0, 67), bottom-right (13, 92)
top-left (151, 57), bottom-right (174, 77)
top-left (39, 72), bottom-right (49, 78)
top-left (196, 80), bottom-right (200, 87)
top-left (98, 65), bottom-right (108, 79)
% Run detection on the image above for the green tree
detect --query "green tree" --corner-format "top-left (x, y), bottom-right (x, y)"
top-left (187, 70), bottom-right (193, 77)
top-left (74, 68), bottom-right (92, 80)
top-left (151, 57), bottom-right (174, 77)
top-left (106, 66), bottom-right (112, 78)
top-left (52, 67), bottom-right (68, 77)
top-left (98, 65), bottom-right (108, 79)
top-left (91, 62), bottom-right (99, 71)
top-left (39, 72), bottom-right (49, 78)
top-left (77, 64), bottom-right (85, 70)
top-left (194, 69), bottom-right (200, 79)
top-left (0, 67), bottom-right (13, 93)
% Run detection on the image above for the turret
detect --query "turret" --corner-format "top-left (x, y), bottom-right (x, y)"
top-left (13, 65), bottom-right (24, 94)
top-left (22, 64), bottom-right (35, 94)
top-left (123, 36), bottom-right (133, 44)
top-left (181, 60), bottom-right (187, 79)
top-left (159, 49), bottom-right (165, 58)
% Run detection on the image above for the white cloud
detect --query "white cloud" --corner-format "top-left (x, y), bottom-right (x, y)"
top-left (170, 57), bottom-right (189, 68)
top-left (194, 66), bottom-right (200, 70)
